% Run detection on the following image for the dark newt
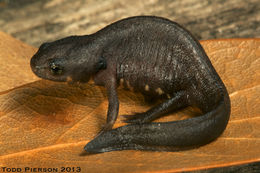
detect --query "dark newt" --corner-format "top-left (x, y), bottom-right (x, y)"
top-left (30, 16), bottom-right (230, 153)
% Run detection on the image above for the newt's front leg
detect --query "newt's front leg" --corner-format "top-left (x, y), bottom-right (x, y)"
top-left (102, 80), bottom-right (119, 132)
top-left (93, 63), bottom-right (119, 134)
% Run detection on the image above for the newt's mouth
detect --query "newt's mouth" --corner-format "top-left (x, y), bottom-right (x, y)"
top-left (30, 56), bottom-right (43, 75)
top-left (30, 65), bottom-right (46, 79)
top-left (30, 58), bottom-right (45, 78)
top-left (30, 56), bottom-right (37, 70)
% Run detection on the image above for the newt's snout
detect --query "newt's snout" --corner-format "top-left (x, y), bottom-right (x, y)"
top-left (30, 56), bottom-right (40, 75)
top-left (30, 56), bottom-right (37, 73)
top-left (30, 55), bottom-right (46, 79)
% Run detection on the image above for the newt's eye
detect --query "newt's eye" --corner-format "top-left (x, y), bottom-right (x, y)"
top-left (50, 62), bottom-right (63, 75)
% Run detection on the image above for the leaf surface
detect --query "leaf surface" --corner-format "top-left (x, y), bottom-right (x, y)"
top-left (0, 31), bottom-right (38, 92)
top-left (0, 34), bottom-right (259, 172)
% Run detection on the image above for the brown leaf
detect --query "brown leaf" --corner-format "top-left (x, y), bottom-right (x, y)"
top-left (0, 34), bottom-right (259, 172)
top-left (0, 31), bottom-right (38, 92)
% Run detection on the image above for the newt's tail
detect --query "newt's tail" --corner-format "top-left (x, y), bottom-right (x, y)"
top-left (84, 93), bottom-right (230, 153)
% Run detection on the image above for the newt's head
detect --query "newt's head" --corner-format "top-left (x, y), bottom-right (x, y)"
top-left (30, 36), bottom-right (106, 84)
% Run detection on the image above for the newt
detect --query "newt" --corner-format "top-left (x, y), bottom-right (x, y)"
top-left (30, 16), bottom-right (230, 153)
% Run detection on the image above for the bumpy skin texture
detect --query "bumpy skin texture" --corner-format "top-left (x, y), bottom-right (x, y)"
top-left (30, 16), bottom-right (230, 153)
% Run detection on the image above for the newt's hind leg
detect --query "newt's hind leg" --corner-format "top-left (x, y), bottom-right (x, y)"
top-left (122, 91), bottom-right (188, 124)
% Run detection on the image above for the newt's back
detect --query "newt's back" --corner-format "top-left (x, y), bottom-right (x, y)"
top-left (98, 16), bottom-right (224, 111)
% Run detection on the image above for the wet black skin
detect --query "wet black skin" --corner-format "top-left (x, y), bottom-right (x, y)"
top-left (30, 16), bottom-right (230, 153)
